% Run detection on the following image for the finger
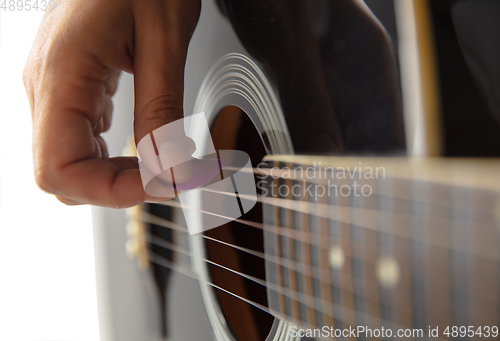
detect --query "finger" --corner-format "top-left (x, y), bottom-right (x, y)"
top-left (132, 1), bottom-right (200, 142)
top-left (34, 111), bottom-right (150, 207)
top-left (31, 47), bottom-right (169, 208)
top-left (131, 3), bottom-right (200, 192)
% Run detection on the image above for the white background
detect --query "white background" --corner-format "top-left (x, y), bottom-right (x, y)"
top-left (0, 8), bottom-right (100, 341)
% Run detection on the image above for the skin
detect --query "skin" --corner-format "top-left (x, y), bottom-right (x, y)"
top-left (23, 0), bottom-right (201, 208)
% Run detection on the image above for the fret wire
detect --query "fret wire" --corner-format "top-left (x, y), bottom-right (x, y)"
top-left (359, 177), bottom-right (382, 330)
top-left (349, 179), bottom-right (365, 333)
top-left (273, 168), bottom-right (287, 319)
top-left (317, 180), bottom-right (334, 328)
top-left (471, 193), bottom-right (500, 327)
top-left (428, 182), bottom-right (453, 332)
top-left (389, 175), bottom-right (413, 332)
top-left (298, 164), bottom-right (317, 326)
top-left (261, 167), bottom-right (283, 326)
top-left (284, 163), bottom-right (301, 322)
top-left (327, 179), bottom-right (344, 330)
top-left (338, 174), bottom-right (357, 332)
top-left (410, 180), bottom-right (429, 331)
top-left (450, 187), bottom-right (471, 328)
top-left (290, 166), bottom-right (309, 324)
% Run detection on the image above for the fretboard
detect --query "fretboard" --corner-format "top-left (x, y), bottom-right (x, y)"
top-left (261, 156), bottom-right (500, 337)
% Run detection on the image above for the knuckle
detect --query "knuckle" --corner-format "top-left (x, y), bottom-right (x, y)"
top-left (139, 94), bottom-right (183, 123)
top-left (34, 165), bottom-right (56, 194)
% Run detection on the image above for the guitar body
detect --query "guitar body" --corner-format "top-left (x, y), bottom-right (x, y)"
top-left (92, 1), bottom-right (500, 340)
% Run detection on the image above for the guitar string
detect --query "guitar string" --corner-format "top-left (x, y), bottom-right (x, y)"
top-left (136, 165), bottom-right (498, 333)
top-left (141, 209), bottom-right (401, 267)
top-left (147, 249), bottom-right (448, 338)
top-left (192, 185), bottom-right (496, 232)
top-left (149, 164), bottom-right (494, 219)
top-left (146, 235), bottom-right (373, 322)
top-left (148, 234), bottom-right (495, 324)
top-left (147, 245), bottom-right (392, 328)
top-left (222, 165), bottom-right (497, 217)
top-left (145, 230), bottom-right (386, 308)
top-left (148, 167), bottom-right (497, 249)
top-left (142, 212), bottom-right (390, 302)
top-left (148, 200), bottom-right (499, 292)
top-left (148, 248), bottom-right (451, 341)
top-left (149, 201), bottom-right (434, 262)
top-left (146, 251), bottom-right (273, 318)
top-left (138, 165), bottom-right (498, 315)
top-left (140, 209), bottom-right (451, 298)
top-left (151, 197), bottom-right (499, 262)
top-left (146, 252), bottom-right (344, 332)
top-left (138, 210), bottom-right (495, 305)
top-left (139, 211), bottom-right (400, 303)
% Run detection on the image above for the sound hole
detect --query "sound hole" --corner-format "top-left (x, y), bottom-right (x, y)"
top-left (205, 106), bottom-right (274, 341)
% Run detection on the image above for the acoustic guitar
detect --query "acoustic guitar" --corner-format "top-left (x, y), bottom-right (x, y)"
top-left (96, 0), bottom-right (500, 340)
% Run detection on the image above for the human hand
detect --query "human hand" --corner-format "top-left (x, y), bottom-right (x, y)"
top-left (23, 0), bottom-right (201, 208)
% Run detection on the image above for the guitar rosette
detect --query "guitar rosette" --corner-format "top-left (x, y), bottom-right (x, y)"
top-left (137, 112), bottom-right (257, 234)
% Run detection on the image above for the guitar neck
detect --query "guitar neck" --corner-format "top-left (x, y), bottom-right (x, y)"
top-left (260, 155), bottom-right (500, 335)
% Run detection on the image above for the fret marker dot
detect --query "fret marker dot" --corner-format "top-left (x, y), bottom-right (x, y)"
top-left (329, 245), bottom-right (345, 270)
top-left (126, 239), bottom-right (139, 258)
top-left (126, 221), bottom-right (140, 236)
top-left (377, 257), bottom-right (400, 289)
